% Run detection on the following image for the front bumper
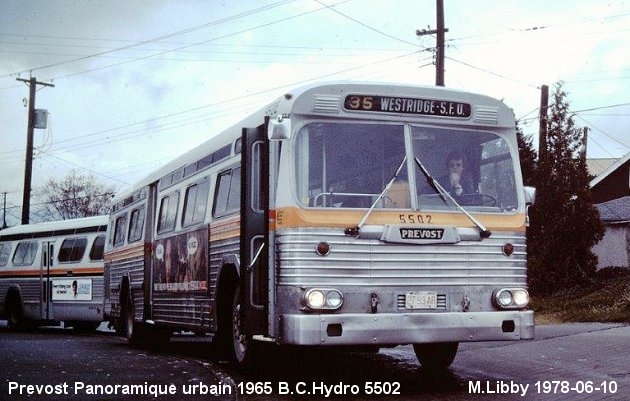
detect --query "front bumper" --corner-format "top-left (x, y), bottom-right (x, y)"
top-left (279, 310), bottom-right (534, 346)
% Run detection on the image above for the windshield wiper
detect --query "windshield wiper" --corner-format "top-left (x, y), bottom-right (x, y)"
top-left (345, 156), bottom-right (407, 236)
top-left (414, 156), bottom-right (492, 238)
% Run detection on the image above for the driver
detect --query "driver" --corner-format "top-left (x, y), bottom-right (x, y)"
top-left (439, 150), bottom-right (473, 196)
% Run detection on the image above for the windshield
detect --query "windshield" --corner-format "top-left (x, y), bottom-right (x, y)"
top-left (411, 126), bottom-right (518, 211)
top-left (295, 122), bottom-right (518, 212)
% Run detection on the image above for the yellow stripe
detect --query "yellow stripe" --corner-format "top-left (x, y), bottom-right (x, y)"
top-left (275, 206), bottom-right (526, 232)
top-left (0, 266), bottom-right (103, 278)
top-left (210, 217), bottom-right (239, 241)
top-left (104, 242), bottom-right (146, 263)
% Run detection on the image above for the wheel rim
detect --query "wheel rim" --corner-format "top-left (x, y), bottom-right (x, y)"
top-left (232, 296), bottom-right (248, 362)
top-left (7, 307), bottom-right (18, 327)
top-left (125, 298), bottom-right (134, 340)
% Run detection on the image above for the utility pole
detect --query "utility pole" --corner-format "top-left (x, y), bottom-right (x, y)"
top-left (2, 192), bottom-right (7, 230)
top-left (581, 126), bottom-right (589, 162)
top-left (416, 0), bottom-right (448, 86)
top-left (538, 84), bottom-right (549, 160)
top-left (16, 77), bottom-right (54, 224)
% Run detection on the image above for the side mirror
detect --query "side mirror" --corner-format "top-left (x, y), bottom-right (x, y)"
top-left (268, 116), bottom-right (291, 140)
top-left (524, 186), bottom-right (536, 205)
top-left (524, 186), bottom-right (536, 227)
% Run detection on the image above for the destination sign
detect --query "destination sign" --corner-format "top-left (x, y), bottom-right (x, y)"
top-left (344, 95), bottom-right (471, 118)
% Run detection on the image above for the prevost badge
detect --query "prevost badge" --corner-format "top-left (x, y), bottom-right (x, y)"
top-left (399, 228), bottom-right (445, 240)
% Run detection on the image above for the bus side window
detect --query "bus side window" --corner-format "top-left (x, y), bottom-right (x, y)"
top-left (213, 167), bottom-right (241, 218)
top-left (113, 215), bottom-right (127, 248)
top-left (0, 243), bottom-right (11, 267)
top-left (90, 235), bottom-right (105, 261)
top-left (157, 192), bottom-right (180, 234)
top-left (13, 241), bottom-right (38, 266)
top-left (58, 237), bottom-right (88, 263)
top-left (128, 206), bottom-right (146, 243)
top-left (182, 179), bottom-right (210, 227)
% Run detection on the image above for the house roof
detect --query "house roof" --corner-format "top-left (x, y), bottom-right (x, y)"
top-left (587, 158), bottom-right (618, 177)
top-left (589, 152), bottom-right (630, 188)
top-left (596, 196), bottom-right (630, 223)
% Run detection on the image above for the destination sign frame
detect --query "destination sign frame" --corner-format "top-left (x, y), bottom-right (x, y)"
top-left (344, 94), bottom-right (471, 118)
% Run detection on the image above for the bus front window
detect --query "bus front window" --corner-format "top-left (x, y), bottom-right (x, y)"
top-left (296, 122), bottom-right (407, 209)
top-left (411, 126), bottom-right (518, 212)
top-left (295, 122), bottom-right (518, 213)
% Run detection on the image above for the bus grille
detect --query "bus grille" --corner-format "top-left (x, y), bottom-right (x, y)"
top-left (276, 229), bottom-right (527, 287)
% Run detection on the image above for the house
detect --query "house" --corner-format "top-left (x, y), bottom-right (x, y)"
top-left (587, 153), bottom-right (630, 269)
top-left (592, 196), bottom-right (630, 269)
top-left (589, 153), bottom-right (630, 204)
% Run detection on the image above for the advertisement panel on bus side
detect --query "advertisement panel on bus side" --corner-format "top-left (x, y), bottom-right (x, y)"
top-left (152, 228), bottom-right (208, 292)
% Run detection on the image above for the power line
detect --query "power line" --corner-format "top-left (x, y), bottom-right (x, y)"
top-left (313, 0), bottom-right (419, 48)
top-left (0, 49), bottom-right (421, 165)
top-left (572, 103), bottom-right (630, 113)
top-left (0, 0), bottom-right (299, 79)
top-left (447, 11), bottom-right (630, 43)
top-left (2, 0), bottom-right (358, 82)
top-left (446, 56), bottom-right (539, 88)
top-left (573, 113), bottom-right (630, 151)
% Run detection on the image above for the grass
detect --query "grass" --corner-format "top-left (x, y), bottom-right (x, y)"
top-left (530, 267), bottom-right (630, 324)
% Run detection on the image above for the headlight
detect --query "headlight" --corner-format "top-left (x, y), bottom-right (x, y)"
top-left (512, 289), bottom-right (529, 307)
top-left (306, 289), bottom-right (326, 309)
top-left (493, 288), bottom-right (529, 309)
top-left (303, 288), bottom-right (344, 311)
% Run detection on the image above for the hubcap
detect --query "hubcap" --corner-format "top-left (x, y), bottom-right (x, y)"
top-left (232, 301), bottom-right (248, 361)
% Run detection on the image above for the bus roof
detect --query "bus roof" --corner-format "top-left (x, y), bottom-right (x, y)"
top-left (0, 215), bottom-right (108, 241)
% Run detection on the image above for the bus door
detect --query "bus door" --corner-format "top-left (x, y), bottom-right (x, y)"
top-left (240, 125), bottom-right (269, 335)
top-left (40, 241), bottom-right (54, 320)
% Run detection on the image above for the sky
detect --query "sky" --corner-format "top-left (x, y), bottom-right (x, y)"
top-left (1, 0), bottom-right (630, 226)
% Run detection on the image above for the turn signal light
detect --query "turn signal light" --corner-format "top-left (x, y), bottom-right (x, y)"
top-left (316, 241), bottom-right (330, 256)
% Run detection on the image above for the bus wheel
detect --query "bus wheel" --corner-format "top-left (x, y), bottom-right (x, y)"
top-left (6, 294), bottom-right (23, 330)
top-left (230, 287), bottom-right (254, 367)
top-left (123, 294), bottom-right (136, 343)
top-left (413, 342), bottom-right (459, 371)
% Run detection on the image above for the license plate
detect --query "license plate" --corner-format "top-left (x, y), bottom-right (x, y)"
top-left (405, 291), bottom-right (438, 309)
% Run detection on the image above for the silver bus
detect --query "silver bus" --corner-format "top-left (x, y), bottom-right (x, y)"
top-left (105, 82), bottom-right (534, 369)
top-left (0, 216), bottom-right (107, 331)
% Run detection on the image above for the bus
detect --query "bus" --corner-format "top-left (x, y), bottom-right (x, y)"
top-left (0, 215), bottom-right (108, 331)
top-left (105, 82), bottom-right (534, 369)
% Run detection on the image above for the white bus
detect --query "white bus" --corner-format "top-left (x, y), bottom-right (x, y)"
top-left (0, 216), bottom-right (107, 331)
top-left (105, 82), bottom-right (534, 369)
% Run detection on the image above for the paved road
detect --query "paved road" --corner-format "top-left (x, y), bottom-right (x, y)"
top-left (0, 323), bottom-right (235, 401)
top-left (228, 322), bottom-right (630, 401)
top-left (0, 321), bottom-right (628, 401)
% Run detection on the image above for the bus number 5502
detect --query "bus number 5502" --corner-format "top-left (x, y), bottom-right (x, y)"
top-left (399, 214), bottom-right (432, 224)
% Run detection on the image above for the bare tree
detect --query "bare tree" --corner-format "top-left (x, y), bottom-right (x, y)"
top-left (37, 170), bottom-right (116, 220)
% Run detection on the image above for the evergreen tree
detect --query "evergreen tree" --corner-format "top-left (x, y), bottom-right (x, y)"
top-left (527, 82), bottom-right (604, 295)
top-left (516, 122), bottom-right (537, 186)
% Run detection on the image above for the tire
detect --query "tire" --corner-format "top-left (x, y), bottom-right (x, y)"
top-left (413, 342), bottom-right (459, 370)
top-left (6, 294), bottom-right (23, 330)
top-left (123, 293), bottom-right (137, 344)
top-left (4, 291), bottom-right (29, 331)
top-left (229, 287), bottom-right (257, 368)
top-left (122, 292), bottom-right (170, 349)
top-left (212, 267), bottom-right (236, 358)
